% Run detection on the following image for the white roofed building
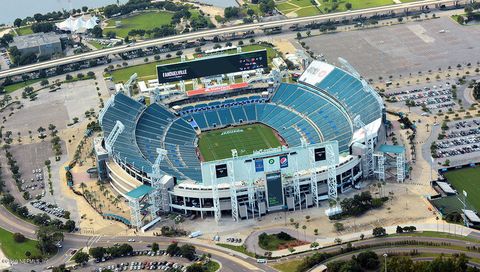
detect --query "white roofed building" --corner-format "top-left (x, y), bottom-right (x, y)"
top-left (56, 15), bottom-right (98, 33)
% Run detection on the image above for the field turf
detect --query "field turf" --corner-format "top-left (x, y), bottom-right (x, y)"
top-left (198, 123), bottom-right (281, 161)
top-left (443, 167), bottom-right (480, 212)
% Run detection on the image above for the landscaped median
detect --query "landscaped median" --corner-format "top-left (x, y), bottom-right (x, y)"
top-left (0, 226), bottom-right (42, 261)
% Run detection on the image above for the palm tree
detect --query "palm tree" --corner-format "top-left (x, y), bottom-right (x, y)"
top-left (426, 123), bottom-right (430, 132)
top-left (302, 225), bottom-right (307, 241)
top-left (294, 223), bottom-right (299, 239)
top-left (79, 182), bottom-right (87, 195)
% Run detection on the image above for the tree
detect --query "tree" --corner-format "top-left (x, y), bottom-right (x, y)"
top-left (186, 263), bottom-right (204, 272)
top-left (355, 251), bottom-right (380, 270)
top-left (166, 242), bottom-right (180, 256)
top-left (91, 25), bottom-right (103, 38)
top-left (372, 227), bottom-right (386, 237)
top-left (224, 7), bottom-right (241, 19)
top-left (82, 6), bottom-right (88, 12)
top-left (345, 2), bottom-right (352, 9)
top-left (36, 226), bottom-right (64, 254)
top-left (152, 242), bottom-right (159, 252)
top-left (334, 222), bottom-right (345, 232)
top-left (64, 220), bottom-right (76, 232)
top-left (396, 225), bottom-right (404, 234)
top-left (40, 79), bottom-right (49, 86)
top-left (180, 244), bottom-right (196, 261)
top-left (89, 246), bottom-right (106, 260)
top-left (73, 251), bottom-right (89, 264)
top-left (13, 232), bottom-right (26, 243)
top-left (14, 18), bottom-right (22, 28)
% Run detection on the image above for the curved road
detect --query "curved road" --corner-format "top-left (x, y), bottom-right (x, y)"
top-left (0, 0), bottom-right (467, 78)
top-left (0, 206), bottom-right (273, 272)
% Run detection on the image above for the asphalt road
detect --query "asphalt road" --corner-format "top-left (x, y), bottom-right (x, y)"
top-left (0, 0), bottom-right (467, 78)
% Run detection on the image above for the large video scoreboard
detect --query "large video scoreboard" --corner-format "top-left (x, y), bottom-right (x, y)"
top-left (156, 50), bottom-right (268, 83)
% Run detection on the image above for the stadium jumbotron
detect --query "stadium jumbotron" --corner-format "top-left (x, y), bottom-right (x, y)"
top-left (95, 52), bottom-right (388, 228)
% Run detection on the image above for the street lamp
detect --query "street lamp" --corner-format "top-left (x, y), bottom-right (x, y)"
top-left (383, 253), bottom-right (388, 272)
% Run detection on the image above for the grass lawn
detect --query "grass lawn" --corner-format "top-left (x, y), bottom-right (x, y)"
top-left (444, 167), bottom-right (480, 212)
top-left (88, 40), bottom-right (104, 50)
top-left (258, 232), bottom-right (304, 251)
top-left (198, 123), bottom-right (281, 161)
top-left (107, 11), bottom-right (173, 38)
top-left (205, 260), bottom-right (220, 272)
top-left (392, 231), bottom-right (478, 243)
top-left (216, 243), bottom-right (256, 257)
top-left (0, 227), bottom-right (42, 260)
top-left (110, 44), bottom-right (277, 83)
top-left (272, 259), bottom-right (304, 272)
top-left (3, 79), bottom-right (42, 93)
top-left (295, 6), bottom-right (321, 17)
top-left (277, 0), bottom-right (397, 16)
top-left (110, 57), bottom-right (181, 83)
top-left (16, 26), bottom-right (33, 36)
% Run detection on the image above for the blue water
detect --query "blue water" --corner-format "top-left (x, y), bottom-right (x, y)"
top-left (0, 0), bottom-right (239, 25)
top-left (0, 0), bottom-right (126, 25)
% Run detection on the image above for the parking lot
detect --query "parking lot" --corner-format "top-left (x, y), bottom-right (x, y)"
top-left (0, 141), bottom-right (56, 204)
top-left (386, 81), bottom-right (456, 112)
top-left (434, 119), bottom-right (480, 160)
top-left (85, 249), bottom-right (197, 272)
top-left (303, 17), bottom-right (480, 79)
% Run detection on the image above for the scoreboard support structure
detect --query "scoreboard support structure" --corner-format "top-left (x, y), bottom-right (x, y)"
top-left (210, 164), bottom-right (221, 223)
top-left (229, 149), bottom-right (239, 221)
top-left (326, 143), bottom-right (338, 200)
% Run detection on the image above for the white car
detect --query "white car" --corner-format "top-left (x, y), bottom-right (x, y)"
top-left (127, 238), bottom-right (135, 242)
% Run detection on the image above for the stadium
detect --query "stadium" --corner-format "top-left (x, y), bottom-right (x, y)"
top-left (95, 50), bottom-right (386, 229)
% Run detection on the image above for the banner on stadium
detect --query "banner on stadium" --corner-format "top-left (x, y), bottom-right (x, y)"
top-left (279, 155), bottom-right (288, 168)
top-left (187, 82), bottom-right (249, 97)
top-left (255, 159), bottom-right (264, 172)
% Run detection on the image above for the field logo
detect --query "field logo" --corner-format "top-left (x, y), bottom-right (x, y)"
top-left (221, 129), bottom-right (244, 136)
top-left (279, 155), bottom-right (288, 168)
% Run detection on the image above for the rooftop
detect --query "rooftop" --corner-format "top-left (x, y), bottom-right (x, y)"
top-left (12, 32), bottom-right (65, 49)
top-left (126, 184), bottom-right (154, 199)
top-left (378, 144), bottom-right (406, 154)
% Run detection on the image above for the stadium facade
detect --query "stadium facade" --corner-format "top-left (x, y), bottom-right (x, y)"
top-left (96, 58), bottom-right (387, 228)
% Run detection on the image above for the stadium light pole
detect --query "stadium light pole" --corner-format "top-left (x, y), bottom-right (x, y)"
top-left (383, 253), bottom-right (388, 272)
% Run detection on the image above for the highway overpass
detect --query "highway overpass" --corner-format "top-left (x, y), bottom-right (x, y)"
top-left (0, 0), bottom-right (469, 79)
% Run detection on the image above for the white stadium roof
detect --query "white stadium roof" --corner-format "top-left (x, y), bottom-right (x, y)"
top-left (56, 15), bottom-right (98, 33)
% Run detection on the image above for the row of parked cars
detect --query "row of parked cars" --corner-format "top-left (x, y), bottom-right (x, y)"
top-left (94, 260), bottom-right (187, 272)
top-left (434, 119), bottom-right (480, 158)
top-left (31, 200), bottom-right (66, 218)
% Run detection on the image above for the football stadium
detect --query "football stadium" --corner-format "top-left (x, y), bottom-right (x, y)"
top-left (96, 50), bottom-right (388, 228)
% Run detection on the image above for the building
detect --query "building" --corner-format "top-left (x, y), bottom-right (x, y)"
top-left (55, 15), bottom-right (98, 33)
top-left (11, 32), bottom-right (65, 57)
top-left (96, 58), bottom-right (397, 229)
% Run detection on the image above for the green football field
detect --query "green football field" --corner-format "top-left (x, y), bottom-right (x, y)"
top-left (443, 167), bottom-right (480, 212)
top-left (198, 123), bottom-right (281, 161)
